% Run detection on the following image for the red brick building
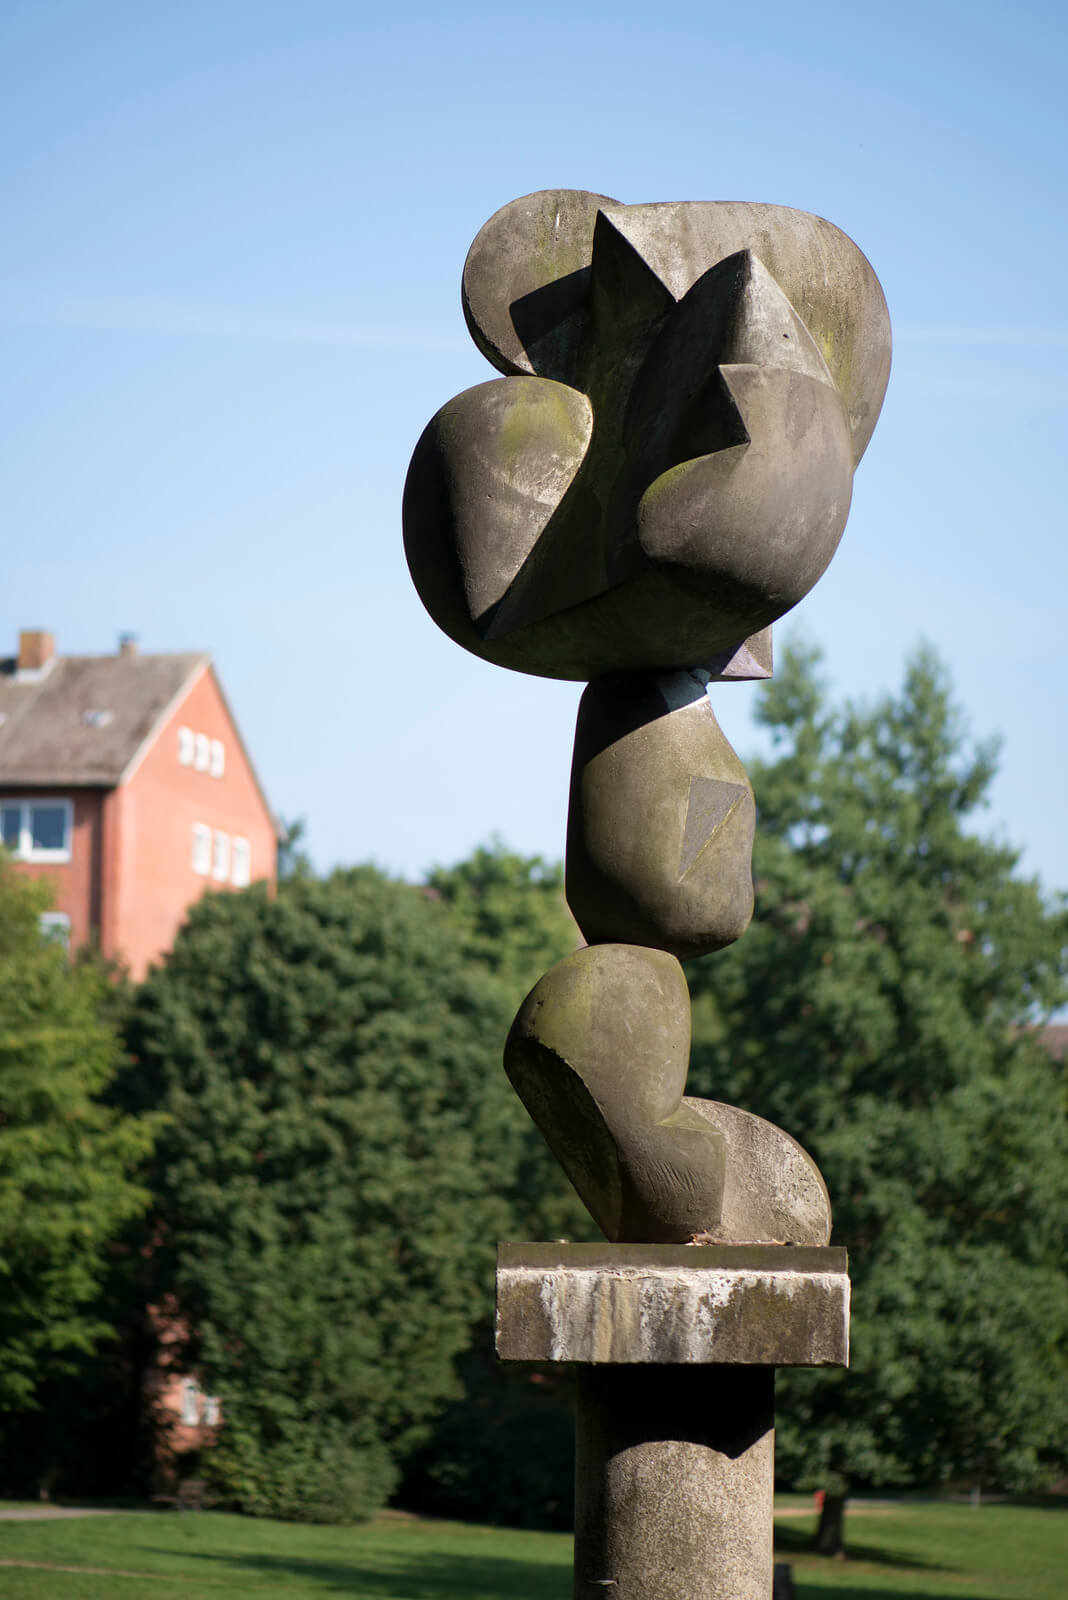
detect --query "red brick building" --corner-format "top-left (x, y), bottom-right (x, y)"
top-left (0, 629), bottom-right (278, 978)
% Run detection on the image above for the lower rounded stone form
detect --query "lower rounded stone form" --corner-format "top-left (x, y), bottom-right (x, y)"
top-left (505, 946), bottom-right (831, 1246)
top-left (504, 944), bottom-right (726, 1242)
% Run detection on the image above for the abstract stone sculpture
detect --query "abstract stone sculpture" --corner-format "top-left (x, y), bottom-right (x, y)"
top-left (404, 189), bottom-right (889, 1599)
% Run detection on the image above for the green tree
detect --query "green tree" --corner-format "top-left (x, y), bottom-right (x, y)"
top-left (427, 839), bottom-right (575, 990)
top-left (400, 844), bottom-right (589, 1527)
top-left (688, 642), bottom-right (1068, 1552)
top-left (276, 816), bottom-right (311, 881)
top-left (122, 854), bottom-right (581, 1523)
top-left (0, 859), bottom-right (157, 1424)
top-left (426, 839), bottom-right (587, 1240)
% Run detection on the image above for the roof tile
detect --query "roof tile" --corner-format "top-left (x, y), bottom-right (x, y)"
top-left (0, 652), bottom-right (207, 785)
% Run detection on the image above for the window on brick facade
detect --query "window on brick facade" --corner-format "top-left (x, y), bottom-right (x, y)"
top-left (39, 911), bottom-right (71, 947)
top-left (209, 739), bottom-right (225, 778)
top-left (177, 726), bottom-right (195, 765)
top-left (212, 830), bottom-right (230, 882)
top-left (180, 1379), bottom-right (201, 1427)
top-left (1, 806), bottom-right (19, 851)
top-left (194, 733), bottom-right (211, 772)
top-left (0, 799), bottom-right (73, 862)
top-left (192, 823), bottom-right (211, 875)
top-left (231, 836), bottom-right (251, 888)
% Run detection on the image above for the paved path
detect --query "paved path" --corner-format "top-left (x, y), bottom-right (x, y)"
top-left (0, 1559), bottom-right (160, 1579)
top-left (0, 1507), bottom-right (129, 1520)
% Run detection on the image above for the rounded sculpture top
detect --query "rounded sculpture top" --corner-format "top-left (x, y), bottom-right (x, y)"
top-left (462, 189), bottom-right (890, 464)
top-left (403, 191), bottom-right (891, 683)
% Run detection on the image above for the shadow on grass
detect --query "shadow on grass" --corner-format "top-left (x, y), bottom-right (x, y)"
top-left (147, 1547), bottom-right (569, 1598)
top-left (775, 1522), bottom-right (945, 1572)
top-left (793, 1588), bottom-right (1004, 1600)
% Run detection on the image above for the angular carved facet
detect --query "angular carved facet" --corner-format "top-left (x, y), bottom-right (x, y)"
top-left (566, 672), bottom-right (755, 959)
top-left (678, 777), bottom-right (750, 880)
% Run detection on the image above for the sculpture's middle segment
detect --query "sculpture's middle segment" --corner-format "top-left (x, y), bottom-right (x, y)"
top-left (404, 189), bottom-right (890, 1246)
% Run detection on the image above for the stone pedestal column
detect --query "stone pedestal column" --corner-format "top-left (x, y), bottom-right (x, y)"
top-left (496, 1243), bottom-right (849, 1600)
top-left (575, 1364), bottom-right (774, 1599)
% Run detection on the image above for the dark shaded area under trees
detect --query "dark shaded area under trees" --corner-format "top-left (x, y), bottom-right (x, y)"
top-left (0, 646), bottom-right (1064, 1543)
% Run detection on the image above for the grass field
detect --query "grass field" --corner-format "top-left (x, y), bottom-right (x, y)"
top-left (0, 1499), bottom-right (1062, 1598)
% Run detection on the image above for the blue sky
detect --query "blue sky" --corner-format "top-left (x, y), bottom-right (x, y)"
top-left (2, 1), bottom-right (1065, 892)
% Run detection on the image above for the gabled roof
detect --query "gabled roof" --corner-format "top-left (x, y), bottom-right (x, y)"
top-left (1042, 1024), bottom-right (1068, 1061)
top-left (0, 650), bottom-right (209, 785)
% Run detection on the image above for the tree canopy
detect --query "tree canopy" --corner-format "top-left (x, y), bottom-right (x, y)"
top-left (687, 642), bottom-right (1068, 1543)
top-left (122, 850), bottom-right (582, 1521)
top-left (8, 650), bottom-right (1063, 1535)
top-left (0, 860), bottom-right (156, 1419)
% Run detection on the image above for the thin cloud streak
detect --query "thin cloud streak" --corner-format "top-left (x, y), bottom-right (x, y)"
top-left (898, 324), bottom-right (1068, 348)
top-left (7, 300), bottom-right (1068, 354)
top-left (0, 296), bottom-right (470, 355)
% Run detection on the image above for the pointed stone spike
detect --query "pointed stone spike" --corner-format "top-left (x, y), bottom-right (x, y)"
top-left (716, 250), bottom-right (836, 388)
top-left (588, 208), bottom-right (677, 326)
top-left (621, 248), bottom-right (838, 487)
top-left (678, 777), bottom-right (749, 881)
top-left (700, 627), bottom-right (774, 681)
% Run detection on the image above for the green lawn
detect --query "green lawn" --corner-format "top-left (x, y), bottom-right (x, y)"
top-left (775, 1499), bottom-right (1065, 1598)
top-left (0, 1499), bottom-right (1062, 1599)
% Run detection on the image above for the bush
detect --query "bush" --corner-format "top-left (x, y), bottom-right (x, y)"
top-left (204, 1417), bottom-right (397, 1524)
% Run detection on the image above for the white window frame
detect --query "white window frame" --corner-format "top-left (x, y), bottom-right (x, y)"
top-left (179, 1378), bottom-right (201, 1427)
top-left (192, 822), bottom-right (212, 876)
top-left (212, 829), bottom-right (230, 882)
top-left (231, 836), bottom-right (251, 887)
top-left (209, 739), bottom-right (225, 779)
top-left (194, 733), bottom-right (211, 773)
top-left (177, 726), bottom-right (195, 766)
top-left (201, 1395), bottom-right (222, 1427)
top-left (39, 910), bottom-right (72, 947)
top-left (0, 798), bottom-right (74, 862)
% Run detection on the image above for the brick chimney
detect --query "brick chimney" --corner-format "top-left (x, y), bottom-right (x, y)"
top-left (118, 632), bottom-right (139, 657)
top-left (18, 630), bottom-right (56, 671)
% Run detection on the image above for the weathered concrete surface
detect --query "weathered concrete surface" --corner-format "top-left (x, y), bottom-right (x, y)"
top-left (566, 670), bottom-right (755, 958)
top-left (573, 1364), bottom-right (775, 1599)
top-left (683, 1097), bottom-right (831, 1245)
top-left (462, 191), bottom-right (891, 461)
top-left (496, 1244), bottom-right (850, 1366)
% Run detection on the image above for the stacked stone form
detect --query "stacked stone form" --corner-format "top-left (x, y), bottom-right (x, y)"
top-left (404, 189), bottom-right (890, 1597)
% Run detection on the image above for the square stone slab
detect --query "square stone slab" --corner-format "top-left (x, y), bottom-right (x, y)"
top-left (496, 1242), bottom-right (849, 1366)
